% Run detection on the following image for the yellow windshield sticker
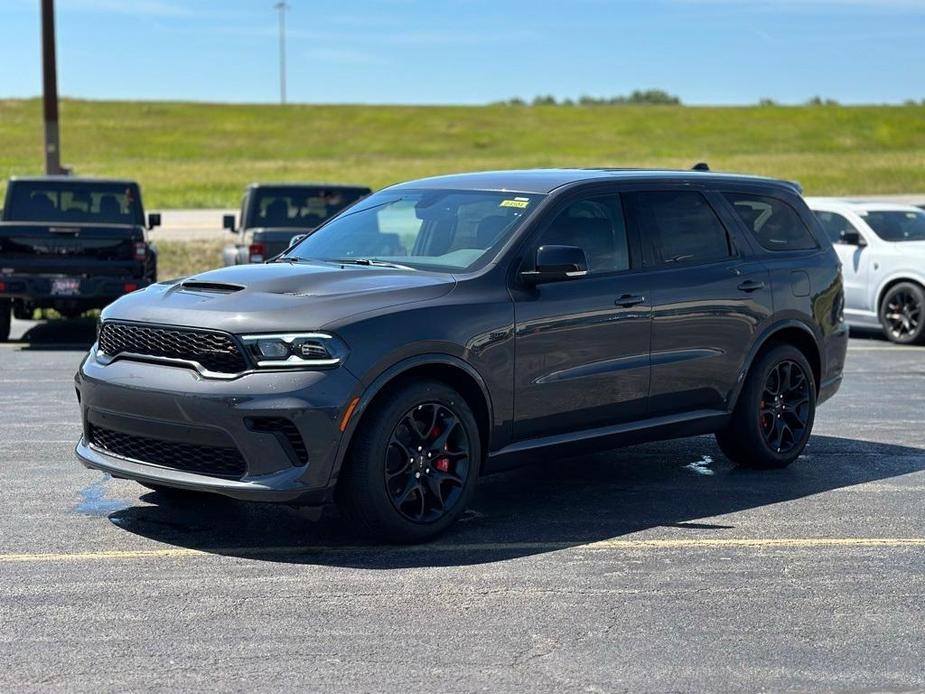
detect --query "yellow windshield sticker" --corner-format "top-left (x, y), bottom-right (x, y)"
top-left (500, 197), bottom-right (530, 209)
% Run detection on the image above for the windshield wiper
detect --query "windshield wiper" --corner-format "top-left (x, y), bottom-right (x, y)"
top-left (332, 258), bottom-right (416, 270)
top-left (275, 256), bottom-right (311, 264)
top-left (274, 256), bottom-right (415, 270)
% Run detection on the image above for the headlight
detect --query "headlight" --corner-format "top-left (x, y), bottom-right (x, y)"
top-left (240, 332), bottom-right (348, 368)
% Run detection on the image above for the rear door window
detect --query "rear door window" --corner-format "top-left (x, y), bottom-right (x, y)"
top-left (625, 190), bottom-right (731, 266)
top-left (725, 193), bottom-right (818, 251)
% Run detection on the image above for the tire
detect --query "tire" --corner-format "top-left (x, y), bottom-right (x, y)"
top-left (0, 299), bottom-right (10, 343)
top-left (879, 282), bottom-right (925, 345)
top-left (716, 344), bottom-right (816, 469)
top-left (337, 380), bottom-right (480, 543)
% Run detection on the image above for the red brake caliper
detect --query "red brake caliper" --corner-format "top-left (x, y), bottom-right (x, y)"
top-left (429, 425), bottom-right (451, 472)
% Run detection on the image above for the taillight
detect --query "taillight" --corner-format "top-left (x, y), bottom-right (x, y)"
top-left (134, 241), bottom-right (147, 260)
top-left (249, 243), bottom-right (266, 263)
top-left (123, 282), bottom-right (139, 293)
top-left (0, 281), bottom-right (6, 293)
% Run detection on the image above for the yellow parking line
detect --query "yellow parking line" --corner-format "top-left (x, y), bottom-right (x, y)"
top-left (1, 537), bottom-right (924, 563)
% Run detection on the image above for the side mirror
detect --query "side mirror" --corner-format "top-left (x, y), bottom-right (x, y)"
top-left (288, 233), bottom-right (307, 249)
top-left (841, 230), bottom-right (866, 247)
top-left (521, 245), bottom-right (588, 284)
top-left (222, 214), bottom-right (237, 232)
top-left (147, 212), bottom-right (161, 229)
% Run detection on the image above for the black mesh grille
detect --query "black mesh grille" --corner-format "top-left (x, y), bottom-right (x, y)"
top-left (247, 417), bottom-right (308, 466)
top-left (88, 424), bottom-right (246, 479)
top-left (98, 321), bottom-right (247, 374)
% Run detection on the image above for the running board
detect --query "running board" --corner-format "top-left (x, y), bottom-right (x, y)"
top-left (485, 409), bottom-right (730, 472)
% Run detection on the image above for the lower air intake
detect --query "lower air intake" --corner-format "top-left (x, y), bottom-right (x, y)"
top-left (88, 423), bottom-right (246, 479)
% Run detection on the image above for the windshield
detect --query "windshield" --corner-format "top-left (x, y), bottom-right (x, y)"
top-left (247, 186), bottom-right (370, 229)
top-left (283, 189), bottom-right (542, 272)
top-left (5, 181), bottom-right (144, 225)
top-left (862, 210), bottom-right (925, 242)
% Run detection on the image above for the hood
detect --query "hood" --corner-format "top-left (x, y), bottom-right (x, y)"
top-left (101, 261), bottom-right (456, 333)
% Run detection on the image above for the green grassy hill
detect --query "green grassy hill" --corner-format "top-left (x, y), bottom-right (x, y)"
top-left (2, 98), bottom-right (924, 208)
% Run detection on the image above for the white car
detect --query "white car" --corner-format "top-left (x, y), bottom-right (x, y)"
top-left (807, 198), bottom-right (925, 344)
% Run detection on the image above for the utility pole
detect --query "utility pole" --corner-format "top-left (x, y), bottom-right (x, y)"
top-left (41, 0), bottom-right (63, 175)
top-left (274, 2), bottom-right (288, 105)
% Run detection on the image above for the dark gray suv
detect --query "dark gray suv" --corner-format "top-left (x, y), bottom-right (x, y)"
top-left (75, 169), bottom-right (848, 543)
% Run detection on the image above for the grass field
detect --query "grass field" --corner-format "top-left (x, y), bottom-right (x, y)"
top-left (157, 239), bottom-right (225, 279)
top-left (2, 98), bottom-right (925, 209)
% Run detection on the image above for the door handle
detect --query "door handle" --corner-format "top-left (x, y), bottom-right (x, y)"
top-left (737, 280), bottom-right (766, 292)
top-left (615, 294), bottom-right (645, 307)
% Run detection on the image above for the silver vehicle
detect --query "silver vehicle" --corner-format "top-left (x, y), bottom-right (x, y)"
top-left (807, 198), bottom-right (925, 344)
top-left (222, 183), bottom-right (371, 266)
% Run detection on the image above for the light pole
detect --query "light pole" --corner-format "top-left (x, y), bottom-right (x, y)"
top-left (274, 2), bottom-right (288, 105)
top-left (41, 0), bottom-right (63, 174)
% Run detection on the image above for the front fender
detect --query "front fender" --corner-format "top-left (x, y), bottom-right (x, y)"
top-left (328, 352), bottom-right (494, 485)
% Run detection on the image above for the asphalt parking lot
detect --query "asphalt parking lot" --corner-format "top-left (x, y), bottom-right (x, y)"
top-left (1, 317), bottom-right (923, 692)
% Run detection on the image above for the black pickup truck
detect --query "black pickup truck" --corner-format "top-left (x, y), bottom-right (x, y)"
top-left (221, 183), bottom-right (371, 265)
top-left (0, 177), bottom-right (160, 341)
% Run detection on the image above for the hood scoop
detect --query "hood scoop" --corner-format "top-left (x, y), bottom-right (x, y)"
top-left (179, 281), bottom-right (245, 294)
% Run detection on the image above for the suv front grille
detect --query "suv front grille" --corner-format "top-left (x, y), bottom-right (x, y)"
top-left (98, 321), bottom-right (247, 374)
top-left (88, 424), bottom-right (246, 479)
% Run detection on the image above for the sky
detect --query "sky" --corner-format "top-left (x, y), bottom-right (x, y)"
top-left (1, 0), bottom-right (924, 105)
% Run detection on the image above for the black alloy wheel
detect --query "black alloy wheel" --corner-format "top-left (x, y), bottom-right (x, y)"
top-left (716, 344), bottom-right (816, 469)
top-left (338, 380), bottom-right (480, 543)
top-left (385, 402), bottom-right (471, 523)
top-left (758, 360), bottom-right (811, 456)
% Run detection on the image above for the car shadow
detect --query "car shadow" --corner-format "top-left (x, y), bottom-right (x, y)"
top-left (14, 317), bottom-right (97, 350)
top-left (106, 434), bottom-right (925, 568)
top-left (848, 326), bottom-right (889, 343)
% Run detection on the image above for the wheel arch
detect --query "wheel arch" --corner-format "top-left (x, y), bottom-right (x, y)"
top-left (731, 321), bottom-right (822, 410)
top-left (330, 354), bottom-right (494, 485)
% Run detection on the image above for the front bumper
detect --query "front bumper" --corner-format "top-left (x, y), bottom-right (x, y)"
top-left (74, 347), bottom-right (360, 504)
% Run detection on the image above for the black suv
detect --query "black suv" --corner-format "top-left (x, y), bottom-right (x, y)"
top-left (75, 169), bottom-right (847, 543)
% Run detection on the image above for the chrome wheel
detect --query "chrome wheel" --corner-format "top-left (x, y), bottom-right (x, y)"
top-left (385, 402), bottom-right (471, 523)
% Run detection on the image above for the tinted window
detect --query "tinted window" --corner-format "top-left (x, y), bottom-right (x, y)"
top-left (535, 195), bottom-right (630, 274)
top-left (861, 209), bottom-right (925, 242)
top-left (626, 191), bottom-right (730, 265)
top-left (247, 186), bottom-right (370, 229)
top-left (5, 181), bottom-right (144, 225)
top-left (287, 189), bottom-right (542, 272)
top-left (725, 193), bottom-right (818, 251)
top-left (814, 210), bottom-right (859, 245)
